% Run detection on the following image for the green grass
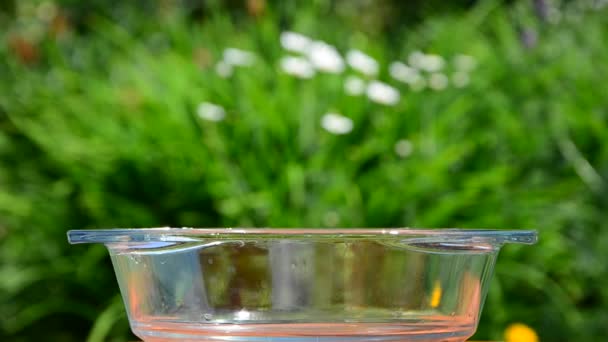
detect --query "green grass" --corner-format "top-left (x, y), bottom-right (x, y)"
top-left (1, 0), bottom-right (608, 341)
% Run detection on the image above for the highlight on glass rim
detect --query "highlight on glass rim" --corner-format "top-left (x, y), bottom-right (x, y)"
top-left (1, 1), bottom-right (606, 341)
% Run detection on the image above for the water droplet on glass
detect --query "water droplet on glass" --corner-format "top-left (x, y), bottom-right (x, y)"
top-left (203, 313), bottom-right (213, 321)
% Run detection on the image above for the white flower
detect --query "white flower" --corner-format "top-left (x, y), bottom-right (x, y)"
top-left (453, 54), bottom-right (477, 71)
top-left (418, 54), bottom-right (445, 72)
top-left (452, 72), bottom-right (470, 88)
top-left (389, 61), bottom-right (421, 84)
top-left (346, 49), bottom-right (379, 76)
top-left (366, 81), bottom-right (400, 106)
top-left (280, 56), bottom-right (315, 79)
top-left (321, 112), bottom-right (353, 135)
top-left (409, 51), bottom-right (445, 72)
top-left (394, 139), bottom-right (414, 158)
top-left (308, 41), bottom-right (344, 74)
top-left (428, 73), bottom-right (448, 90)
top-left (280, 31), bottom-right (312, 54)
top-left (215, 61), bottom-right (233, 78)
top-left (344, 76), bottom-right (366, 96)
top-left (197, 102), bottom-right (226, 122)
top-left (408, 51), bottom-right (426, 69)
top-left (223, 48), bottom-right (255, 67)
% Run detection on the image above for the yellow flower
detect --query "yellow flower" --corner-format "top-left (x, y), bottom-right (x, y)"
top-left (429, 281), bottom-right (442, 308)
top-left (504, 323), bottom-right (539, 342)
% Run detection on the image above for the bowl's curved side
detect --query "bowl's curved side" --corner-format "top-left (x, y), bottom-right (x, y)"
top-left (100, 235), bottom-right (506, 342)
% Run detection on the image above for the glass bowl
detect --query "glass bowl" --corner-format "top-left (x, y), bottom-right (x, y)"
top-left (68, 228), bottom-right (537, 342)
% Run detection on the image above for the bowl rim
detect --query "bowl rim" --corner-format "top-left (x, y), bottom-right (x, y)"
top-left (67, 227), bottom-right (537, 245)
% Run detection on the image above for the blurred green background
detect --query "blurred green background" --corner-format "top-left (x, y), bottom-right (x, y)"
top-left (1, 0), bottom-right (608, 341)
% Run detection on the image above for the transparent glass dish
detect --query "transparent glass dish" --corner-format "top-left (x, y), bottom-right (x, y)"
top-left (68, 228), bottom-right (537, 342)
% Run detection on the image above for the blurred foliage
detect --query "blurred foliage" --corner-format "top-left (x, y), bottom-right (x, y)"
top-left (1, 0), bottom-right (608, 341)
